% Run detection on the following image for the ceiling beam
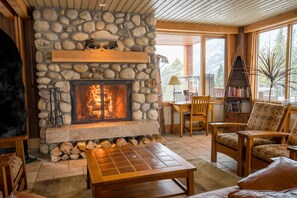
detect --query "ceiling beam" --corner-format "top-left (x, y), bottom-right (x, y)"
top-left (0, 0), bottom-right (15, 18)
top-left (244, 9), bottom-right (297, 33)
top-left (156, 21), bottom-right (239, 35)
top-left (6, 0), bottom-right (28, 18)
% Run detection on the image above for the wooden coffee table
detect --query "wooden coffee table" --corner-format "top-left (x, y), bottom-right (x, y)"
top-left (86, 143), bottom-right (196, 198)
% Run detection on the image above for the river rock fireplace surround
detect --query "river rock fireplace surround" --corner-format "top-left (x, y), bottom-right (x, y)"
top-left (34, 8), bottom-right (160, 153)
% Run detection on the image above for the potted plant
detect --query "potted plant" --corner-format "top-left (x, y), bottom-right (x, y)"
top-left (250, 49), bottom-right (297, 102)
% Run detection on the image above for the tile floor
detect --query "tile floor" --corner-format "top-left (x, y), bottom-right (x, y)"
top-left (26, 132), bottom-right (239, 191)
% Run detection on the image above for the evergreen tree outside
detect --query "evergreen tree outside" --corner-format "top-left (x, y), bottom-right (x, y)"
top-left (215, 64), bottom-right (224, 88)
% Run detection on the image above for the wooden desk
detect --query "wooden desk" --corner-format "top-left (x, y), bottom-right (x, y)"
top-left (86, 143), bottom-right (196, 198)
top-left (170, 101), bottom-right (214, 137)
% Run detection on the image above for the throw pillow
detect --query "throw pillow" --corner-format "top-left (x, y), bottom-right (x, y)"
top-left (237, 157), bottom-right (297, 191)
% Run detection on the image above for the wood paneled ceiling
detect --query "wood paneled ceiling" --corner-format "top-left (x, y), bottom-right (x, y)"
top-left (23, 0), bottom-right (297, 27)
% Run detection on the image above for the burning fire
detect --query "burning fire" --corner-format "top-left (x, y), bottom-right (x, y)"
top-left (87, 85), bottom-right (114, 118)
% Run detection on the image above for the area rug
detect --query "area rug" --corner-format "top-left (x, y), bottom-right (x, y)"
top-left (32, 158), bottom-right (240, 198)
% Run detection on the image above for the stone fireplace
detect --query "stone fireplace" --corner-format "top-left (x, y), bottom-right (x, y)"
top-left (33, 8), bottom-right (160, 153)
top-left (71, 80), bottom-right (132, 124)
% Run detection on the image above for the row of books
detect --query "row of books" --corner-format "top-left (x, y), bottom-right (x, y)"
top-left (227, 87), bottom-right (250, 97)
top-left (226, 101), bottom-right (251, 113)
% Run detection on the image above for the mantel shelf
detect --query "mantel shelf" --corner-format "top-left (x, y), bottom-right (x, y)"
top-left (51, 50), bottom-right (149, 63)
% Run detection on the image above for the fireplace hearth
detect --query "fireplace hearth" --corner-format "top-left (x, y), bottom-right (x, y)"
top-left (70, 80), bottom-right (132, 124)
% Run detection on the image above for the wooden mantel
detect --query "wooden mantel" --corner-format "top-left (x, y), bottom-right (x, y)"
top-left (51, 50), bottom-right (149, 63)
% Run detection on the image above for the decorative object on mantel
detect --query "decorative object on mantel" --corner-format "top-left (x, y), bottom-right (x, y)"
top-left (84, 38), bottom-right (99, 49)
top-left (49, 135), bottom-right (166, 162)
top-left (51, 50), bottom-right (149, 63)
top-left (84, 39), bottom-right (118, 50)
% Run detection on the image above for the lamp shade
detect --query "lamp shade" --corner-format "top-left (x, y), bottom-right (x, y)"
top-left (168, 75), bottom-right (181, 85)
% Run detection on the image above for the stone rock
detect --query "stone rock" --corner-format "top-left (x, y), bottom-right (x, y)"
top-left (86, 141), bottom-right (96, 150)
top-left (71, 32), bottom-right (89, 41)
top-left (35, 33), bottom-right (41, 38)
top-left (131, 15), bottom-right (141, 26)
top-left (135, 37), bottom-right (149, 46)
top-left (83, 21), bottom-right (95, 33)
top-left (38, 89), bottom-right (50, 100)
top-left (102, 12), bottom-right (114, 23)
top-left (79, 10), bottom-right (92, 21)
top-left (60, 142), bottom-right (73, 155)
top-left (66, 9), bottom-right (78, 19)
top-left (145, 46), bottom-right (156, 54)
top-left (95, 21), bottom-right (105, 30)
top-left (145, 16), bottom-right (156, 26)
top-left (60, 16), bottom-right (69, 24)
top-left (77, 142), bottom-right (86, 151)
top-left (38, 99), bottom-right (46, 111)
top-left (76, 42), bottom-right (84, 50)
top-left (40, 143), bottom-right (49, 155)
top-left (50, 147), bottom-right (62, 156)
top-left (64, 25), bottom-right (76, 32)
top-left (116, 138), bottom-right (127, 147)
top-left (82, 72), bottom-right (93, 78)
top-left (115, 18), bottom-right (124, 24)
top-left (146, 94), bottom-right (158, 103)
top-left (60, 33), bottom-right (69, 39)
top-left (47, 72), bottom-right (62, 80)
top-left (33, 10), bottom-right (41, 20)
top-left (91, 31), bottom-right (119, 41)
top-left (43, 33), bottom-right (58, 41)
top-left (55, 81), bottom-right (70, 92)
top-left (132, 102), bottom-right (140, 110)
top-left (115, 13), bottom-right (125, 18)
top-left (36, 72), bottom-right (46, 77)
top-left (147, 109), bottom-right (158, 120)
top-left (136, 64), bottom-right (147, 71)
top-left (132, 110), bottom-right (142, 120)
top-left (140, 87), bottom-right (150, 94)
top-left (51, 23), bottom-right (63, 33)
top-left (60, 64), bottom-right (72, 69)
top-left (38, 111), bottom-right (48, 118)
top-left (133, 94), bottom-right (145, 103)
top-left (34, 21), bottom-right (49, 32)
top-left (146, 32), bottom-right (156, 39)
top-left (35, 39), bottom-right (51, 49)
top-left (54, 42), bottom-right (62, 50)
top-left (124, 21), bottom-right (135, 29)
top-left (111, 64), bottom-right (121, 72)
top-left (72, 19), bottom-right (85, 25)
top-left (59, 102), bottom-right (71, 113)
top-left (43, 8), bottom-right (58, 21)
top-left (141, 103), bottom-right (150, 112)
top-left (61, 70), bottom-right (81, 80)
top-left (61, 154), bottom-right (70, 161)
top-left (80, 152), bottom-right (86, 159)
top-left (51, 155), bottom-right (61, 163)
top-left (125, 13), bottom-right (130, 21)
top-left (120, 68), bottom-right (135, 79)
top-left (153, 134), bottom-right (167, 145)
top-left (62, 114), bottom-right (71, 125)
top-left (39, 119), bottom-right (46, 128)
top-left (70, 154), bottom-right (80, 160)
top-left (62, 40), bottom-right (75, 50)
top-left (152, 88), bottom-right (158, 93)
top-left (150, 69), bottom-right (158, 79)
top-left (37, 77), bottom-right (51, 84)
top-left (103, 69), bottom-right (115, 79)
top-left (106, 24), bottom-right (118, 34)
top-left (124, 38), bottom-right (134, 47)
top-left (100, 140), bottom-right (112, 148)
top-left (60, 93), bottom-right (70, 102)
top-left (73, 64), bottom-right (88, 73)
top-left (118, 29), bottom-right (131, 37)
top-left (152, 103), bottom-right (158, 109)
top-left (150, 39), bottom-right (156, 46)
top-left (132, 81), bottom-right (140, 92)
top-left (117, 41), bottom-right (124, 51)
top-left (136, 71), bottom-right (149, 80)
top-left (132, 27), bottom-right (146, 37)
top-left (71, 145), bottom-right (81, 154)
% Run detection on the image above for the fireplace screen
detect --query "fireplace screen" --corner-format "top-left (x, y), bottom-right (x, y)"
top-left (71, 80), bottom-right (132, 124)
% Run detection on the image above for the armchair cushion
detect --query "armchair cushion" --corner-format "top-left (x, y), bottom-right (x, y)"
top-left (10, 155), bottom-right (23, 180)
top-left (237, 157), bottom-right (297, 191)
top-left (216, 133), bottom-right (276, 150)
top-left (247, 102), bottom-right (285, 131)
top-left (252, 144), bottom-right (289, 163)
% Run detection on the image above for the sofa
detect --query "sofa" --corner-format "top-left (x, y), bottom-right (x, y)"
top-left (189, 157), bottom-right (297, 198)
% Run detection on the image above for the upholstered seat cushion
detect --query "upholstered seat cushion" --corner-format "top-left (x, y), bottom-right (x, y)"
top-left (216, 133), bottom-right (276, 150)
top-left (9, 155), bottom-right (23, 180)
top-left (252, 144), bottom-right (289, 163)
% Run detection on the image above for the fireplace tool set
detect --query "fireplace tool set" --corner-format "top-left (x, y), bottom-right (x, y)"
top-left (48, 87), bottom-right (63, 127)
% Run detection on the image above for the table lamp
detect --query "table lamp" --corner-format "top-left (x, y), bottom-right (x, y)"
top-left (168, 75), bottom-right (181, 102)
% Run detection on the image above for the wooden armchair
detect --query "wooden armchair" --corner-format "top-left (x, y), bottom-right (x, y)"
top-left (210, 102), bottom-right (291, 176)
top-left (184, 96), bottom-right (210, 136)
top-left (0, 135), bottom-right (28, 197)
top-left (239, 118), bottom-right (297, 175)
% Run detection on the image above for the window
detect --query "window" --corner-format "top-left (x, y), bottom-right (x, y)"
top-left (256, 27), bottom-right (287, 101)
top-left (290, 24), bottom-right (297, 99)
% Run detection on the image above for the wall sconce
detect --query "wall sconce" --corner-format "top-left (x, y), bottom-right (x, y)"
top-left (168, 75), bottom-right (181, 102)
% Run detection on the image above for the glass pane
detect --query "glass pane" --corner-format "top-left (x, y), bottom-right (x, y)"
top-left (257, 27), bottom-right (287, 101)
top-left (193, 43), bottom-right (201, 96)
top-left (205, 38), bottom-right (225, 97)
top-left (290, 24), bottom-right (297, 99)
top-left (156, 45), bottom-right (184, 101)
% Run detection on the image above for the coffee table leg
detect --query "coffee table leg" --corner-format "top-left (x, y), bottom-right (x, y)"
top-left (86, 166), bottom-right (90, 189)
top-left (94, 186), bottom-right (102, 198)
top-left (186, 171), bottom-right (194, 195)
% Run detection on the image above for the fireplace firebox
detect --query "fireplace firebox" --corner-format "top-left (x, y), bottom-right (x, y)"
top-left (70, 80), bottom-right (132, 124)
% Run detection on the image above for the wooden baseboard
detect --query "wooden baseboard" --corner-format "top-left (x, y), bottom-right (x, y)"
top-left (28, 138), bottom-right (40, 149)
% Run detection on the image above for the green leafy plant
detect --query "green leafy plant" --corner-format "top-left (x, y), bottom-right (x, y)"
top-left (250, 50), bottom-right (297, 102)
